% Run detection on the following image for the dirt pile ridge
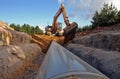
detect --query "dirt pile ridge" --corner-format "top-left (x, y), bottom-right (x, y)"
top-left (74, 31), bottom-right (120, 51)
top-left (0, 21), bottom-right (14, 30)
top-left (66, 44), bottom-right (120, 79)
top-left (0, 21), bottom-right (43, 79)
top-left (0, 21), bottom-right (31, 46)
top-left (31, 34), bottom-right (64, 52)
top-left (0, 44), bottom-right (42, 79)
top-left (66, 23), bottom-right (120, 79)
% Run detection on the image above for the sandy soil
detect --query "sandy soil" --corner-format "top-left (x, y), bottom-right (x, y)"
top-left (15, 53), bottom-right (45, 79)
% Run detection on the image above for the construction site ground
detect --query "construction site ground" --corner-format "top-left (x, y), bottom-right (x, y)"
top-left (66, 24), bottom-right (120, 79)
top-left (16, 52), bottom-right (45, 79)
top-left (12, 23), bottom-right (120, 79)
top-left (15, 34), bottom-right (65, 79)
top-left (31, 34), bottom-right (65, 52)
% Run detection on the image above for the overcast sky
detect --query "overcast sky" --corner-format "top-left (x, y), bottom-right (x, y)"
top-left (0, 0), bottom-right (120, 30)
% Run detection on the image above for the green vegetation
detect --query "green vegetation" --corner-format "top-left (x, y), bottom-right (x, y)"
top-left (77, 3), bottom-right (120, 33)
top-left (10, 23), bottom-right (44, 34)
top-left (91, 3), bottom-right (119, 28)
top-left (76, 25), bottom-right (92, 32)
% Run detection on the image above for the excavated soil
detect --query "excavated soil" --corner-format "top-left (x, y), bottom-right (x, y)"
top-left (1, 22), bottom-right (119, 79)
top-left (66, 24), bottom-right (120, 79)
top-left (66, 44), bottom-right (120, 79)
top-left (14, 34), bottom-right (64, 79)
top-left (74, 30), bottom-right (120, 51)
top-left (31, 34), bottom-right (64, 52)
top-left (15, 53), bottom-right (45, 79)
top-left (19, 24), bottom-right (120, 79)
top-left (0, 21), bottom-right (65, 79)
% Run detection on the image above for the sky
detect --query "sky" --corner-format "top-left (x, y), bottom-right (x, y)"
top-left (0, 0), bottom-right (120, 30)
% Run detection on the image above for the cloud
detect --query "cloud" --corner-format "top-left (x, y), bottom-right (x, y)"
top-left (68, 13), bottom-right (77, 19)
top-left (39, 25), bottom-right (45, 32)
top-left (65, 0), bottom-right (120, 20)
top-left (58, 0), bottom-right (64, 4)
top-left (111, 0), bottom-right (120, 10)
top-left (67, 0), bottom-right (76, 6)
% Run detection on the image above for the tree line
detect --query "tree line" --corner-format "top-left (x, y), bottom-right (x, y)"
top-left (77, 3), bottom-right (120, 32)
top-left (9, 23), bottom-right (44, 34)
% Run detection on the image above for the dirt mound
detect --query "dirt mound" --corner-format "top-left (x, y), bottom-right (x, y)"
top-left (0, 21), bottom-right (31, 45)
top-left (104, 23), bottom-right (120, 31)
top-left (66, 23), bottom-right (120, 79)
top-left (74, 31), bottom-right (120, 51)
top-left (66, 44), bottom-right (120, 79)
top-left (76, 23), bottom-right (120, 37)
top-left (0, 26), bottom-right (12, 45)
top-left (9, 30), bottom-right (31, 45)
top-left (16, 53), bottom-right (45, 79)
top-left (0, 21), bottom-right (14, 30)
top-left (31, 34), bottom-right (64, 52)
top-left (0, 43), bottom-right (42, 79)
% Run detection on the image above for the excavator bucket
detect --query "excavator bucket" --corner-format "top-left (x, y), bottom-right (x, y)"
top-left (63, 22), bottom-right (78, 43)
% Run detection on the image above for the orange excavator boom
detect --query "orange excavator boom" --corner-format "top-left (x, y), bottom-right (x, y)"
top-left (45, 4), bottom-right (78, 43)
top-left (52, 4), bottom-right (70, 33)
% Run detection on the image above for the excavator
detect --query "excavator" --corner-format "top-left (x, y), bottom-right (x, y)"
top-left (45, 4), bottom-right (78, 42)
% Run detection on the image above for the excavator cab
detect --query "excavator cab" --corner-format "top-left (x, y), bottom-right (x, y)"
top-left (45, 22), bottom-right (62, 36)
top-left (55, 22), bottom-right (63, 36)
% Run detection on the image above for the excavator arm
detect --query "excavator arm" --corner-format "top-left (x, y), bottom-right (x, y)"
top-left (45, 4), bottom-right (78, 43)
top-left (52, 4), bottom-right (70, 33)
top-left (61, 4), bottom-right (70, 27)
top-left (52, 5), bottom-right (62, 33)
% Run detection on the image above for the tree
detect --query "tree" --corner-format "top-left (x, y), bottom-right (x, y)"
top-left (31, 26), bottom-right (35, 34)
top-left (9, 23), bottom-right (44, 34)
top-left (35, 26), bottom-right (44, 34)
top-left (91, 11), bottom-right (100, 28)
top-left (91, 3), bottom-right (118, 27)
top-left (16, 24), bottom-right (21, 31)
top-left (82, 25), bottom-right (92, 31)
top-left (117, 10), bottom-right (120, 22)
top-left (76, 25), bottom-right (93, 33)
top-left (76, 27), bottom-right (82, 32)
top-left (10, 23), bottom-right (20, 31)
top-left (9, 23), bottom-right (16, 30)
